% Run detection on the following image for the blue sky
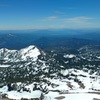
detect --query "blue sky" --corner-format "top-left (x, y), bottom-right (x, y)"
top-left (0, 0), bottom-right (100, 30)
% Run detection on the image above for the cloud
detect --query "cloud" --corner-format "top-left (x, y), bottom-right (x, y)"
top-left (65, 16), bottom-right (94, 23)
top-left (61, 16), bottom-right (97, 29)
top-left (43, 16), bottom-right (58, 21)
top-left (41, 16), bottom-right (97, 29)
top-left (47, 16), bottom-right (57, 20)
top-left (1, 15), bottom-right (98, 30)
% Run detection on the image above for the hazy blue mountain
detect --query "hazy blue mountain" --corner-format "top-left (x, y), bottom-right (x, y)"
top-left (0, 29), bottom-right (100, 50)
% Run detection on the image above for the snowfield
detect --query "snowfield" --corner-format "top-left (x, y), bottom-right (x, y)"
top-left (0, 86), bottom-right (100, 100)
top-left (0, 45), bottom-right (100, 100)
top-left (44, 92), bottom-right (100, 100)
top-left (0, 72), bottom-right (100, 100)
top-left (7, 90), bottom-right (42, 99)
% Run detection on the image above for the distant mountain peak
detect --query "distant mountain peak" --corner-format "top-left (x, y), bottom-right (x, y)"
top-left (0, 45), bottom-right (41, 62)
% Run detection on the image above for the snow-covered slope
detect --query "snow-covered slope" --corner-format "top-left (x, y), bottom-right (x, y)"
top-left (0, 45), bottom-right (40, 63)
top-left (0, 45), bottom-right (100, 100)
top-left (20, 45), bottom-right (40, 61)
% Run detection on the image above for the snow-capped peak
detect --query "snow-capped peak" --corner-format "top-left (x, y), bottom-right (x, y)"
top-left (0, 45), bottom-right (41, 62)
top-left (20, 45), bottom-right (41, 61)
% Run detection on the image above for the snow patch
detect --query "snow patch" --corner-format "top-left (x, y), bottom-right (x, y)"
top-left (64, 54), bottom-right (75, 58)
top-left (0, 65), bottom-right (10, 68)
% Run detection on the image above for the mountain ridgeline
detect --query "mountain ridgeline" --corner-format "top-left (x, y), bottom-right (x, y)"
top-left (0, 29), bottom-right (100, 50)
